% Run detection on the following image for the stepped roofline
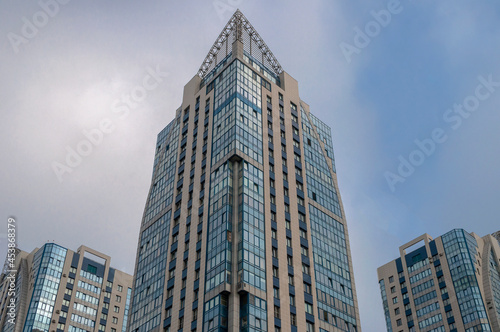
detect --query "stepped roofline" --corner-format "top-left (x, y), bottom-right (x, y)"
top-left (197, 9), bottom-right (283, 79)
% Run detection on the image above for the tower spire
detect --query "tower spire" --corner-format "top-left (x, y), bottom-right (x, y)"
top-left (197, 10), bottom-right (283, 78)
top-left (234, 9), bottom-right (242, 42)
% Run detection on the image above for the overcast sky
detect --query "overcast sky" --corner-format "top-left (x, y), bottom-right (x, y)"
top-left (1, 1), bottom-right (499, 331)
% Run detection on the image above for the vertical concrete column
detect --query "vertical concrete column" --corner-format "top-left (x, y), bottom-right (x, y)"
top-left (228, 159), bottom-right (241, 331)
top-left (232, 39), bottom-right (244, 62)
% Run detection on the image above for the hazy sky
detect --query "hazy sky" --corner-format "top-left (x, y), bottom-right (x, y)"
top-left (1, 1), bottom-right (499, 331)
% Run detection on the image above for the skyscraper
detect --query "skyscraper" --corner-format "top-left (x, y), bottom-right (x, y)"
top-left (377, 229), bottom-right (500, 332)
top-left (0, 244), bottom-right (133, 332)
top-left (128, 10), bottom-right (361, 332)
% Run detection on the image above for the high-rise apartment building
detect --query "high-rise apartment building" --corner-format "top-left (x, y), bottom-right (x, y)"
top-left (0, 244), bottom-right (132, 332)
top-left (377, 229), bottom-right (500, 332)
top-left (128, 10), bottom-right (361, 332)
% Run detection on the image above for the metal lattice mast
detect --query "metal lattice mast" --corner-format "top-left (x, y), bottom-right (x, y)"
top-left (197, 9), bottom-right (283, 78)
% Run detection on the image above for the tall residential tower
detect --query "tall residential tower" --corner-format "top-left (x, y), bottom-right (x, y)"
top-left (128, 10), bottom-right (361, 332)
top-left (378, 229), bottom-right (500, 332)
top-left (0, 244), bottom-right (132, 332)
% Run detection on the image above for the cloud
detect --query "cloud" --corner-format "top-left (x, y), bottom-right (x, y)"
top-left (1, 2), bottom-right (499, 332)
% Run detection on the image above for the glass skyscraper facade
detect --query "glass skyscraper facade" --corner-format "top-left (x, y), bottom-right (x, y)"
top-left (128, 10), bottom-right (361, 332)
top-left (23, 244), bottom-right (68, 331)
top-left (0, 244), bottom-right (133, 332)
top-left (377, 229), bottom-right (500, 332)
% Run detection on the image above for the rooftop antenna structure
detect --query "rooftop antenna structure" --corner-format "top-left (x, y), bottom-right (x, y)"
top-left (197, 9), bottom-right (283, 79)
